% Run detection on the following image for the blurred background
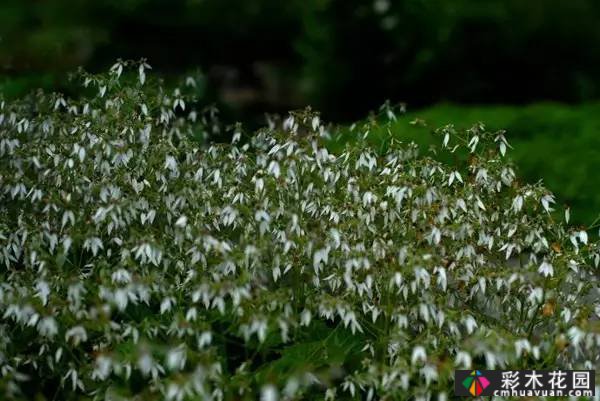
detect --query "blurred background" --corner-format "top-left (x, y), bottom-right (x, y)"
top-left (1, 0), bottom-right (599, 224)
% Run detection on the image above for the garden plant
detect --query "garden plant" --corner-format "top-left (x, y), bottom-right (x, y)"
top-left (1, 63), bottom-right (599, 400)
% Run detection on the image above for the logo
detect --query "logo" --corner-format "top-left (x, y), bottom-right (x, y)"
top-left (455, 370), bottom-right (595, 397)
top-left (462, 370), bottom-right (490, 396)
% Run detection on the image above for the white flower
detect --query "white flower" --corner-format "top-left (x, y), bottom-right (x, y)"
top-left (110, 61), bottom-right (123, 78)
top-left (313, 247), bottom-right (330, 274)
top-left (499, 141), bottom-right (507, 156)
top-left (420, 364), bottom-right (438, 385)
top-left (462, 315), bottom-right (477, 334)
top-left (255, 177), bottom-right (265, 193)
top-left (65, 326), bottom-right (88, 345)
top-left (512, 195), bottom-right (524, 212)
top-left (311, 116), bottom-right (320, 131)
top-left (567, 326), bottom-right (585, 348)
top-left (283, 377), bottom-right (300, 398)
top-left (198, 331), bottom-right (212, 348)
top-left (528, 287), bottom-right (544, 304)
top-left (175, 215), bottom-right (188, 227)
top-left (138, 62), bottom-right (151, 85)
top-left (160, 297), bottom-right (174, 314)
top-left (114, 289), bottom-right (129, 311)
top-left (185, 76), bottom-right (196, 87)
top-left (435, 267), bottom-right (447, 291)
top-left (428, 227), bottom-right (442, 245)
top-left (137, 353), bottom-right (154, 376)
top-left (475, 196), bottom-right (486, 211)
top-left (455, 351), bottom-right (472, 368)
top-left (362, 191), bottom-right (376, 206)
top-left (38, 316), bottom-right (58, 338)
top-left (111, 268), bottom-right (132, 284)
top-left (578, 230), bottom-right (588, 245)
top-left (267, 161), bottom-right (281, 178)
top-left (185, 307), bottom-right (197, 322)
top-left (260, 385), bottom-right (278, 401)
top-left (166, 346), bottom-right (186, 371)
top-left (92, 356), bottom-right (112, 380)
top-left (448, 171), bottom-right (462, 186)
top-left (174, 98), bottom-right (185, 111)
top-left (514, 339), bottom-right (531, 358)
top-left (283, 116), bottom-right (295, 132)
top-left (468, 135), bottom-right (479, 152)
top-left (300, 309), bottom-right (312, 326)
top-left (35, 281), bottom-right (50, 306)
top-left (164, 155), bottom-right (178, 171)
top-left (541, 194), bottom-right (555, 212)
top-left (166, 383), bottom-right (184, 401)
top-left (538, 261), bottom-right (554, 277)
top-left (411, 346), bottom-right (427, 365)
top-left (83, 237), bottom-right (103, 256)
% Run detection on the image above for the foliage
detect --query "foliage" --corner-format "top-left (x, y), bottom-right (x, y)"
top-left (1, 65), bottom-right (600, 400)
top-left (336, 102), bottom-right (600, 226)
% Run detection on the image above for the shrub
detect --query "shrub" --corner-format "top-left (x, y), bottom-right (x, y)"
top-left (343, 102), bottom-right (600, 226)
top-left (1, 65), bottom-right (599, 400)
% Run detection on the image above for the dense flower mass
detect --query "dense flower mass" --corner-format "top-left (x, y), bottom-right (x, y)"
top-left (1, 63), bottom-right (599, 400)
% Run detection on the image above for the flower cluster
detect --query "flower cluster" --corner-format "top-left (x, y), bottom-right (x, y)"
top-left (0, 64), bottom-right (599, 400)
